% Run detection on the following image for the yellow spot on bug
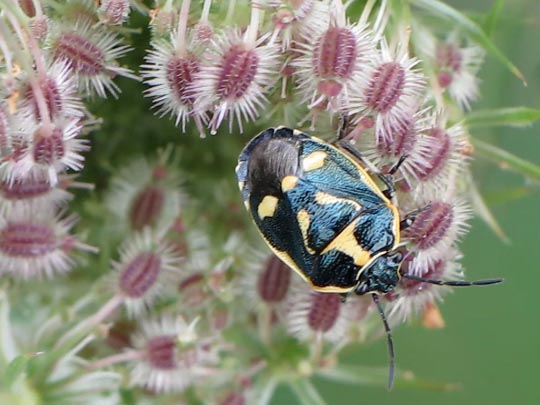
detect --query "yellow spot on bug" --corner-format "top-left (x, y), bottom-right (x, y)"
top-left (297, 209), bottom-right (315, 254)
top-left (314, 192), bottom-right (362, 211)
top-left (237, 181), bottom-right (245, 191)
top-left (321, 221), bottom-right (371, 267)
top-left (257, 195), bottom-right (279, 220)
top-left (302, 151), bottom-right (327, 172)
top-left (281, 175), bottom-right (298, 192)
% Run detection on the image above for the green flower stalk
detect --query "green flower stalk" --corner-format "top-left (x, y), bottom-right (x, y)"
top-left (0, 0), bottom-right (535, 403)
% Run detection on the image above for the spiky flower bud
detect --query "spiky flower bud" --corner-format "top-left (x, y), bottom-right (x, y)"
top-left (51, 24), bottom-right (135, 97)
top-left (404, 199), bottom-right (471, 265)
top-left (98, 0), bottom-right (131, 25)
top-left (257, 255), bottom-right (292, 303)
top-left (142, 32), bottom-right (206, 133)
top-left (130, 316), bottom-right (219, 393)
top-left (114, 230), bottom-right (182, 316)
top-left (287, 287), bottom-right (351, 343)
top-left (193, 29), bottom-right (280, 133)
top-left (293, 15), bottom-right (376, 110)
top-left (0, 205), bottom-right (92, 279)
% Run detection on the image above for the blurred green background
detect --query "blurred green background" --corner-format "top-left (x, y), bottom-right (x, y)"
top-left (307, 1), bottom-right (540, 404)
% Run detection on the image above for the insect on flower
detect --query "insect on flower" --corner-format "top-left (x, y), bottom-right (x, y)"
top-left (235, 126), bottom-right (503, 389)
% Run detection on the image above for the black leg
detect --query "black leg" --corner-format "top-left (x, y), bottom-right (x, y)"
top-left (338, 114), bottom-right (351, 141)
top-left (388, 154), bottom-right (408, 175)
top-left (399, 204), bottom-right (431, 231)
top-left (372, 294), bottom-right (395, 391)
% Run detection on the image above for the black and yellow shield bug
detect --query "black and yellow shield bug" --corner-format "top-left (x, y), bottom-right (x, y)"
top-left (236, 127), bottom-right (502, 389)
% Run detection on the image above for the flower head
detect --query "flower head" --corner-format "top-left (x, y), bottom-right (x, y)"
top-left (405, 115), bottom-right (469, 198)
top-left (98, 0), bottom-right (131, 25)
top-left (349, 37), bottom-right (425, 144)
top-left (105, 152), bottom-right (186, 233)
top-left (0, 204), bottom-right (92, 279)
top-left (352, 107), bottom-right (433, 185)
top-left (0, 172), bottom-right (74, 215)
top-left (113, 229), bottom-right (182, 316)
top-left (434, 35), bottom-right (484, 109)
top-left (50, 23), bottom-right (136, 98)
top-left (403, 198), bottom-right (471, 267)
top-left (286, 285), bottom-right (352, 343)
top-left (269, 0), bottom-right (330, 50)
top-left (193, 28), bottom-right (280, 134)
top-left (130, 316), bottom-right (219, 393)
top-left (292, 5), bottom-right (376, 111)
top-left (20, 60), bottom-right (85, 121)
top-left (142, 30), bottom-right (207, 134)
top-left (1, 118), bottom-right (88, 186)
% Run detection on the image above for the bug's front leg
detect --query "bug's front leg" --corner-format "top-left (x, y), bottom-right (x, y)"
top-left (400, 204), bottom-right (431, 231)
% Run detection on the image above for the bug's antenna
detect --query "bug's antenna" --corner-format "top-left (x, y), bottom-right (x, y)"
top-left (401, 274), bottom-right (504, 287)
top-left (372, 294), bottom-right (395, 391)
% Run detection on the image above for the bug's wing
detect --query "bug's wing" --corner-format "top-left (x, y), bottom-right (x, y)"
top-left (250, 176), bottom-right (362, 290)
top-left (300, 139), bottom-right (387, 206)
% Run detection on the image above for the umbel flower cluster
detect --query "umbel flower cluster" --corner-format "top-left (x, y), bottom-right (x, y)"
top-left (0, 0), bottom-right (529, 403)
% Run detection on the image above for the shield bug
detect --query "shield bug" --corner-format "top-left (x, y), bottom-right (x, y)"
top-left (236, 127), bottom-right (502, 389)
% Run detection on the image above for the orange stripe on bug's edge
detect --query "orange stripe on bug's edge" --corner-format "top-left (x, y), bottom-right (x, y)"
top-left (281, 175), bottom-right (299, 192)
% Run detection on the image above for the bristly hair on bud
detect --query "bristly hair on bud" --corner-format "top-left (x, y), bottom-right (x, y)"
top-left (19, 60), bottom-right (86, 121)
top-left (98, 0), bottom-right (131, 25)
top-left (105, 151), bottom-right (186, 234)
top-left (292, 0), bottom-right (377, 111)
top-left (0, 203), bottom-right (95, 279)
top-left (141, 30), bottom-right (207, 135)
top-left (130, 315), bottom-right (219, 393)
top-left (286, 284), bottom-right (353, 344)
top-left (0, 172), bottom-right (74, 215)
top-left (349, 35), bottom-right (426, 145)
top-left (0, 105), bottom-right (12, 156)
top-left (387, 248), bottom-right (464, 325)
top-left (113, 229), bottom-right (183, 317)
top-left (268, 0), bottom-right (330, 50)
top-left (405, 114), bottom-right (469, 198)
top-left (1, 118), bottom-right (88, 186)
top-left (351, 106), bottom-right (433, 184)
top-left (403, 197), bottom-right (471, 267)
top-left (433, 34), bottom-right (485, 110)
top-left (50, 22), bottom-right (137, 98)
top-left (192, 5), bottom-right (280, 134)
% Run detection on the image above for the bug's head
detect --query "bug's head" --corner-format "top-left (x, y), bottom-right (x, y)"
top-left (355, 252), bottom-right (403, 295)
